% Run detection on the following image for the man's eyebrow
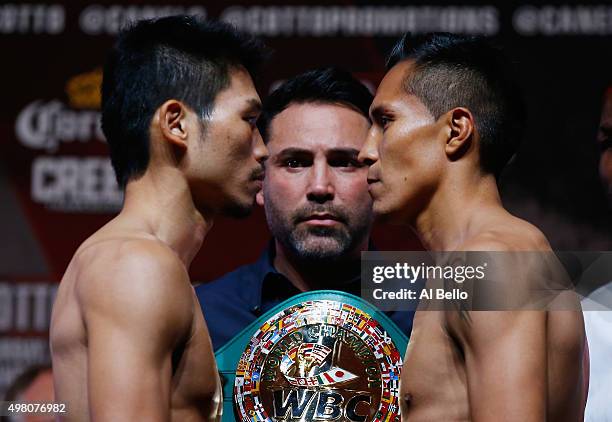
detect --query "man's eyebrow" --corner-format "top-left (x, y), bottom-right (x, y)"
top-left (276, 147), bottom-right (311, 155)
top-left (273, 148), bottom-right (313, 162)
top-left (326, 148), bottom-right (360, 158)
top-left (245, 98), bottom-right (262, 113)
top-left (369, 104), bottom-right (385, 121)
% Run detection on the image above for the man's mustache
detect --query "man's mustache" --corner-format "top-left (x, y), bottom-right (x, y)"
top-left (293, 206), bottom-right (349, 224)
top-left (249, 166), bottom-right (265, 181)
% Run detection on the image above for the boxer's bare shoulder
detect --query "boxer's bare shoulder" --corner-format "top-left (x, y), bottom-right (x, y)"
top-left (51, 227), bottom-right (221, 421)
top-left (460, 211), bottom-right (552, 252)
top-left (400, 214), bottom-right (586, 422)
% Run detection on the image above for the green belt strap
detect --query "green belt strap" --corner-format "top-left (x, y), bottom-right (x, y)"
top-left (215, 290), bottom-right (409, 422)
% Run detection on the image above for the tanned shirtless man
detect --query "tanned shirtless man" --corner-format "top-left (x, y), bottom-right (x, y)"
top-left (49, 16), bottom-right (268, 421)
top-left (358, 33), bottom-right (587, 421)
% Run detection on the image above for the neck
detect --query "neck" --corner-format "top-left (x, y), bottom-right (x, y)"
top-left (120, 167), bottom-right (213, 268)
top-left (273, 239), bottom-right (367, 292)
top-left (413, 172), bottom-right (502, 251)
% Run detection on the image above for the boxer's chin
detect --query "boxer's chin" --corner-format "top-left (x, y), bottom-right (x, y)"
top-left (372, 199), bottom-right (397, 223)
top-left (373, 202), bottom-right (410, 226)
top-left (223, 201), bottom-right (255, 218)
top-left (222, 197), bottom-right (255, 219)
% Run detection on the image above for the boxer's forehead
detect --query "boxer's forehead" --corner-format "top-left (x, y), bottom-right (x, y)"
top-left (370, 60), bottom-right (431, 122)
top-left (379, 60), bottom-right (414, 95)
top-left (210, 66), bottom-right (261, 118)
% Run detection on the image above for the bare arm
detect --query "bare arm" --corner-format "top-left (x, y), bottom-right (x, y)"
top-left (451, 239), bottom-right (549, 421)
top-left (78, 241), bottom-right (193, 421)
top-left (456, 310), bottom-right (547, 422)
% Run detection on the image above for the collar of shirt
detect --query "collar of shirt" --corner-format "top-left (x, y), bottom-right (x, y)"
top-left (244, 240), bottom-right (363, 315)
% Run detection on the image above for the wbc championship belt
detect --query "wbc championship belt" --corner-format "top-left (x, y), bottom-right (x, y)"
top-left (215, 290), bottom-right (408, 422)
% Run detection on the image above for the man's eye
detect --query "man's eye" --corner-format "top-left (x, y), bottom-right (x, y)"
top-left (329, 158), bottom-right (360, 168)
top-left (380, 116), bottom-right (391, 129)
top-left (286, 159), bottom-right (305, 168)
top-left (244, 116), bottom-right (258, 127)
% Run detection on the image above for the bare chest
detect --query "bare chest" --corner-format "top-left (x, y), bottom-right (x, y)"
top-left (400, 311), bottom-right (469, 421)
top-left (170, 308), bottom-right (221, 421)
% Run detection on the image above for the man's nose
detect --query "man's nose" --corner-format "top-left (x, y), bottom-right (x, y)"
top-left (306, 161), bottom-right (334, 203)
top-left (253, 128), bottom-right (268, 164)
top-left (358, 129), bottom-right (379, 166)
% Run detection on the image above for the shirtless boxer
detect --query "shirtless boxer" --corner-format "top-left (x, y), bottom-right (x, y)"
top-left (359, 33), bottom-right (587, 421)
top-left (49, 16), bottom-right (268, 421)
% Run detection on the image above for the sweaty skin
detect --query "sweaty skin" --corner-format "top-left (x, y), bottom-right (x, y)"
top-left (359, 60), bottom-right (587, 421)
top-left (50, 67), bottom-right (267, 422)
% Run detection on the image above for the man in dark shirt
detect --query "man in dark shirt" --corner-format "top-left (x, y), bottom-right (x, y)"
top-left (196, 67), bottom-right (413, 351)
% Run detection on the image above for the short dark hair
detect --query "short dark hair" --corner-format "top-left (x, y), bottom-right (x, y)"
top-left (257, 67), bottom-right (373, 142)
top-left (101, 15), bottom-right (270, 187)
top-left (387, 32), bottom-right (525, 177)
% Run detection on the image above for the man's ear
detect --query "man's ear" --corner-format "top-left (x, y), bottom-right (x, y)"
top-left (444, 107), bottom-right (474, 160)
top-left (157, 100), bottom-right (190, 150)
top-left (256, 189), bottom-right (264, 206)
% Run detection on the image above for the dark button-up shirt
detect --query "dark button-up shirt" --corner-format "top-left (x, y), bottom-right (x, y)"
top-left (196, 241), bottom-right (415, 351)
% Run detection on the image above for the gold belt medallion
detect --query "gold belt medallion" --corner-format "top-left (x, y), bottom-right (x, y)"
top-left (234, 300), bottom-right (403, 422)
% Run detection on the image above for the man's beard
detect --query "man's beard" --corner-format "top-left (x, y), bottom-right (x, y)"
top-left (283, 223), bottom-right (352, 262)
top-left (265, 201), bottom-right (371, 263)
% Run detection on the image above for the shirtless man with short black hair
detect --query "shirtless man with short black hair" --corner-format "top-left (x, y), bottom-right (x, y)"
top-left (50, 16), bottom-right (269, 421)
top-left (359, 32), bottom-right (587, 421)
